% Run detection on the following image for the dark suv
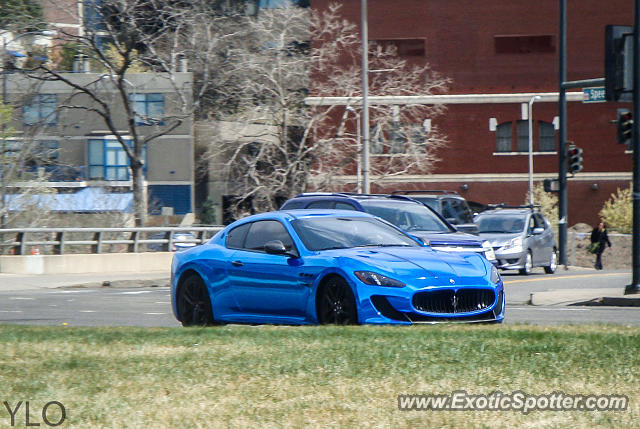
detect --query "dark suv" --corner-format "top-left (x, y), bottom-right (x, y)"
top-left (392, 190), bottom-right (479, 235)
top-left (280, 193), bottom-right (496, 263)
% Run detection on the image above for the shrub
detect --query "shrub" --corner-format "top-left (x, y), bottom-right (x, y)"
top-left (524, 182), bottom-right (558, 228)
top-left (599, 186), bottom-right (632, 233)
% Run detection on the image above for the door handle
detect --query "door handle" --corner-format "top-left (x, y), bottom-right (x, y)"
top-left (231, 260), bottom-right (243, 267)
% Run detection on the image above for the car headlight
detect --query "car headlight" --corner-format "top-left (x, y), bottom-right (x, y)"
top-left (482, 240), bottom-right (496, 261)
top-left (490, 265), bottom-right (501, 284)
top-left (354, 271), bottom-right (405, 288)
top-left (502, 236), bottom-right (523, 251)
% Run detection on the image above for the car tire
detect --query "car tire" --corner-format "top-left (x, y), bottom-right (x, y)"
top-left (177, 274), bottom-right (214, 327)
top-left (316, 276), bottom-right (358, 325)
top-left (519, 251), bottom-right (533, 275)
top-left (544, 248), bottom-right (558, 274)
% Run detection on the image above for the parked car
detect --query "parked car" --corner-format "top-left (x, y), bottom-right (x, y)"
top-left (280, 193), bottom-right (496, 263)
top-left (148, 231), bottom-right (198, 252)
top-left (474, 206), bottom-right (558, 275)
top-left (392, 190), bottom-right (479, 234)
top-left (171, 210), bottom-right (505, 325)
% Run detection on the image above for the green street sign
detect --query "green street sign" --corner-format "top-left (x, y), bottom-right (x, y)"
top-left (583, 87), bottom-right (606, 103)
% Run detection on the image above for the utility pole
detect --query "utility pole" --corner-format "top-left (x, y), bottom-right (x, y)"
top-left (625, 0), bottom-right (640, 294)
top-left (558, 0), bottom-right (568, 268)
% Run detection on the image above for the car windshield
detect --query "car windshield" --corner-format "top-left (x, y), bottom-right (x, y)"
top-left (291, 217), bottom-right (421, 251)
top-left (358, 200), bottom-right (451, 232)
top-left (475, 215), bottom-right (526, 234)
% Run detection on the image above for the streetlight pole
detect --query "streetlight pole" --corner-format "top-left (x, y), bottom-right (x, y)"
top-left (528, 95), bottom-right (541, 206)
top-left (361, 0), bottom-right (370, 193)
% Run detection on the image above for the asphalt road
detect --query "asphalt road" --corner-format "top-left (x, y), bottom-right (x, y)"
top-left (0, 269), bottom-right (637, 327)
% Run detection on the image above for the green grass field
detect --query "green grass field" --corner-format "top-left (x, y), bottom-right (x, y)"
top-left (0, 324), bottom-right (637, 428)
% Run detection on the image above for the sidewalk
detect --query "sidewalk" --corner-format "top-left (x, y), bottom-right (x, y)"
top-left (529, 287), bottom-right (640, 307)
top-left (0, 270), bottom-right (170, 292)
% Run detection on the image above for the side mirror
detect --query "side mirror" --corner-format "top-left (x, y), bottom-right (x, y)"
top-left (264, 240), bottom-right (287, 254)
top-left (446, 217), bottom-right (459, 225)
top-left (264, 240), bottom-right (298, 258)
top-left (532, 227), bottom-right (545, 235)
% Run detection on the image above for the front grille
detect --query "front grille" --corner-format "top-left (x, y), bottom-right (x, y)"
top-left (412, 289), bottom-right (495, 314)
top-left (371, 295), bottom-right (498, 323)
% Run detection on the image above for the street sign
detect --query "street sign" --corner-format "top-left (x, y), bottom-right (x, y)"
top-left (583, 86), bottom-right (606, 103)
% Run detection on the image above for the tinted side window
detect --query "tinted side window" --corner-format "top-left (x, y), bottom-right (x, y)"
top-left (449, 199), bottom-right (473, 223)
top-left (335, 202), bottom-right (357, 210)
top-left (307, 201), bottom-right (334, 209)
top-left (534, 213), bottom-right (546, 229)
top-left (441, 200), bottom-right (455, 218)
top-left (226, 223), bottom-right (251, 249)
top-left (244, 220), bottom-right (294, 251)
top-left (281, 200), bottom-right (305, 209)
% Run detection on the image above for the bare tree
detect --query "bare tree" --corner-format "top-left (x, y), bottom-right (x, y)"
top-left (0, 80), bottom-right (61, 230)
top-left (30, 0), bottom-right (197, 226)
top-left (198, 2), bottom-right (450, 218)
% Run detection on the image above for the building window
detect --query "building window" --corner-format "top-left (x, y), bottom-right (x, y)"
top-left (389, 124), bottom-right (405, 154)
top-left (23, 94), bottom-right (57, 126)
top-left (538, 121), bottom-right (555, 152)
top-left (131, 93), bottom-right (164, 126)
top-left (89, 138), bottom-right (145, 180)
top-left (494, 35), bottom-right (555, 54)
top-left (374, 39), bottom-right (426, 56)
top-left (495, 122), bottom-right (512, 152)
top-left (370, 125), bottom-right (384, 154)
top-left (516, 120), bottom-right (529, 152)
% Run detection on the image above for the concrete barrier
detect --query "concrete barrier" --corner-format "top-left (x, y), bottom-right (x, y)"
top-left (0, 253), bottom-right (174, 275)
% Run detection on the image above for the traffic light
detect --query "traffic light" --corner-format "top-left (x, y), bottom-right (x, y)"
top-left (617, 108), bottom-right (633, 146)
top-left (567, 145), bottom-right (583, 174)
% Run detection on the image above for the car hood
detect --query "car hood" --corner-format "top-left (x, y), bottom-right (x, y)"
top-left (409, 231), bottom-right (483, 246)
top-left (478, 232), bottom-right (521, 247)
top-left (332, 247), bottom-right (490, 286)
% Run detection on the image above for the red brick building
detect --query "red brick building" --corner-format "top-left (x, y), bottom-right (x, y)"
top-left (311, 0), bottom-right (633, 226)
top-left (42, 0), bottom-right (82, 35)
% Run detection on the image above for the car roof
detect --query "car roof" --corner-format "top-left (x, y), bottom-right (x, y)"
top-left (391, 190), bottom-right (464, 200)
top-left (291, 192), bottom-right (420, 203)
top-left (478, 208), bottom-right (535, 216)
top-left (281, 209), bottom-right (375, 219)
top-left (227, 209), bottom-right (376, 227)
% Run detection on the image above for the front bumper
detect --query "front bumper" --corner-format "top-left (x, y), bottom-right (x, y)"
top-left (493, 248), bottom-right (527, 270)
top-left (360, 284), bottom-right (505, 324)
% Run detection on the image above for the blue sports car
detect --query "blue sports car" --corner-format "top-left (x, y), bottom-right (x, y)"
top-left (171, 210), bottom-right (504, 326)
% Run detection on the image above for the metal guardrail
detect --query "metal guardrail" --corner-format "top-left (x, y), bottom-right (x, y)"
top-left (0, 227), bottom-right (224, 255)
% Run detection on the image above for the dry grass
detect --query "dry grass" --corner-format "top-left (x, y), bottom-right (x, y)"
top-left (0, 324), bottom-right (637, 428)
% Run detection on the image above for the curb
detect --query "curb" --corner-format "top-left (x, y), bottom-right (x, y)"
top-left (569, 296), bottom-right (640, 307)
top-left (61, 278), bottom-right (171, 289)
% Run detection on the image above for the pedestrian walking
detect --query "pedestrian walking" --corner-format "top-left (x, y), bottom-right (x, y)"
top-left (590, 221), bottom-right (612, 270)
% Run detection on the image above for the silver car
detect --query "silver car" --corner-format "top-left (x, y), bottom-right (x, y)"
top-left (474, 208), bottom-right (557, 275)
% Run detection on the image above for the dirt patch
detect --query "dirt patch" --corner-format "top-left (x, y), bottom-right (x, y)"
top-left (568, 224), bottom-right (631, 270)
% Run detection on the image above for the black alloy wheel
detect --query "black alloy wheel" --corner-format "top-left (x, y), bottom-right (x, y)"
top-left (317, 277), bottom-right (358, 324)
top-left (178, 275), bottom-right (214, 327)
